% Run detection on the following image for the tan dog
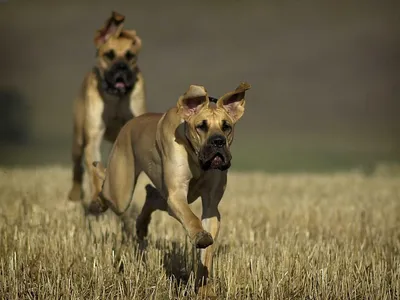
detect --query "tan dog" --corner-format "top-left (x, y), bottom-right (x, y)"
top-left (68, 11), bottom-right (147, 203)
top-left (88, 82), bottom-right (251, 296)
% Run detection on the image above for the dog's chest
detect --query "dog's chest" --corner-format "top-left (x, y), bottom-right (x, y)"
top-left (186, 177), bottom-right (206, 204)
top-left (102, 98), bottom-right (133, 141)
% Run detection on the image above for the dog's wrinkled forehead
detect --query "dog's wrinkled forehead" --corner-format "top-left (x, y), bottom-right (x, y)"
top-left (191, 103), bottom-right (230, 123)
top-left (209, 102), bottom-right (217, 110)
top-left (206, 102), bottom-right (227, 117)
top-left (100, 37), bottom-right (135, 52)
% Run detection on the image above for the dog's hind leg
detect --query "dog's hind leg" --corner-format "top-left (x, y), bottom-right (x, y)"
top-left (88, 122), bottom-right (139, 216)
top-left (135, 184), bottom-right (167, 240)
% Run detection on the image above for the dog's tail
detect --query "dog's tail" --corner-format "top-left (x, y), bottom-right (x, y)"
top-left (92, 161), bottom-right (106, 181)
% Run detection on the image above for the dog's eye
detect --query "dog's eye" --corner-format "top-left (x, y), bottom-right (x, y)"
top-left (125, 51), bottom-right (136, 61)
top-left (103, 50), bottom-right (115, 60)
top-left (222, 120), bottom-right (232, 132)
top-left (196, 120), bottom-right (208, 131)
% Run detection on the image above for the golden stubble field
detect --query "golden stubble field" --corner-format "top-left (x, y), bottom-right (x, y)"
top-left (0, 166), bottom-right (399, 299)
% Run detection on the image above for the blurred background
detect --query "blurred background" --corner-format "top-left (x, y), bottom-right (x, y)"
top-left (0, 0), bottom-right (399, 172)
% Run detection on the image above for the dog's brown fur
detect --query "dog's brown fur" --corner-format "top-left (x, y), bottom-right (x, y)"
top-left (89, 82), bottom-right (251, 297)
top-left (68, 11), bottom-right (147, 203)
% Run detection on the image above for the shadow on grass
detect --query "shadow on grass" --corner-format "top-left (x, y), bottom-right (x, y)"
top-left (158, 240), bottom-right (192, 286)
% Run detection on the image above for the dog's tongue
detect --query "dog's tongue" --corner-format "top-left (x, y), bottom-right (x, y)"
top-left (115, 82), bottom-right (125, 89)
top-left (211, 155), bottom-right (223, 168)
top-left (213, 156), bottom-right (222, 163)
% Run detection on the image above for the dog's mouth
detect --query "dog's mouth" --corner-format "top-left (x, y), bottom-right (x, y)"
top-left (102, 71), bottom-right (137, 95)
top-left (199, 151), bottom-right (231, 171)
top-left (114, 77), bottom-right (126, 89)
top-left (101, 61), bottom-right (138, 95)
top-left (210, 153), bottom-right (224, 168)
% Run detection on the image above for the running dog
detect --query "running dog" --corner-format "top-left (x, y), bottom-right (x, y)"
top-left (68, 11), bottom-right (147, 203)
top-left (90, 82), bottom-right (251, 297)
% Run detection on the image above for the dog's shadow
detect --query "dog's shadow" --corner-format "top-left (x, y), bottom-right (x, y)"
top-left (83, 202), bottom-right (232, 295)
top-left (156, 239), bottom-right (193, 286)
top-left (112, 238), bottom-right (194, 299)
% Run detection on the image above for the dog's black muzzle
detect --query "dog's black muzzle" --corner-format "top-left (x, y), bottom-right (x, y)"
top-left (198, 134), bottom-right (232, 171)
top-left (103, 60), bottom-right (137, 96)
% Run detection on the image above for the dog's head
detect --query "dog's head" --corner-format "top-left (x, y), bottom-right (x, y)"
top-left (94, 11), bottom-right (142, 96)
top-left (177, 82), bottom-right (251, 171)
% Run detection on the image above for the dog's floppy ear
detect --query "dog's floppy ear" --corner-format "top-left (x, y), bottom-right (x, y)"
top-left (120, 29), bottom-right (142, 52)
top-left (94, 11), bottom-right (125, 47)
top-left (177, 85), bottom-right (210, 120)
top-left (217, 82), bottom-right (251, 123)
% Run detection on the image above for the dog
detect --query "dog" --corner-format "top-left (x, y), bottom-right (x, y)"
top-left (88, 82), bottom-right (251, 296)
top-left (68, 11), bottom-right (147, 204)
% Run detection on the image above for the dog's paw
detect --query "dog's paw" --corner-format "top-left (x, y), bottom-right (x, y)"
top-left (85, 199), bottom-right (108, 216)
top-left (193, 231), bottom-right (213, 249)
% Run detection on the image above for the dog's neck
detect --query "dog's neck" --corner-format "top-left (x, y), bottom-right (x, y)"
top-left (93, 66), bottom-right (139, 98)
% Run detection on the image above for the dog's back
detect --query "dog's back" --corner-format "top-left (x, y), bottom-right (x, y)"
top-left (126, 112), bottom-right (163, 143)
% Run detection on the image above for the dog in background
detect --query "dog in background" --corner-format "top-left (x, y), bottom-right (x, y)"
top-left (90, 82), bottom-right (251, 297)
top-left (68, 11), bottom-right (147, 204)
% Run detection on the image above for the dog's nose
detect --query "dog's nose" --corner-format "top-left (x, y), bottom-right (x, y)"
top-left (115, 61), bottom-right (129, 71)
top-left (209, 135), bottom-right (226, 148)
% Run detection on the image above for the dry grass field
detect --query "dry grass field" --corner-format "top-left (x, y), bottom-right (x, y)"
top-left (0, 165), bottom-right (400, 299)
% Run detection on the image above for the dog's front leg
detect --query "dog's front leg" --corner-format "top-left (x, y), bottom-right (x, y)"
top-left (84, 128), bottom-right (105, 204)
top-left (196, 173), bottom-right (226, 298)
top-left (167, 190), bottom-right (214, 249)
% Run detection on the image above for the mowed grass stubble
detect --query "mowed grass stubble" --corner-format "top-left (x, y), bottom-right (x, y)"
top-left (0, 166), bottom-right (399, 299)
